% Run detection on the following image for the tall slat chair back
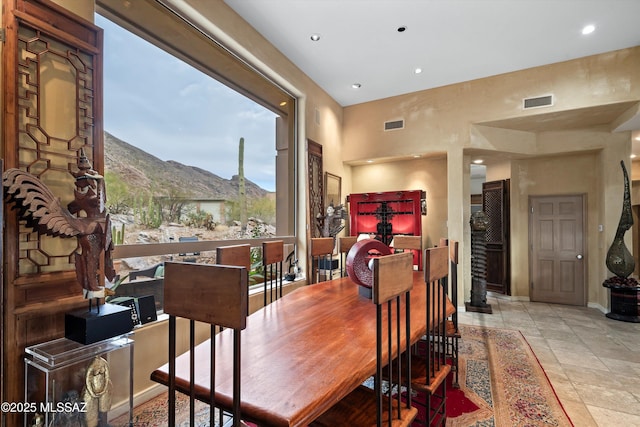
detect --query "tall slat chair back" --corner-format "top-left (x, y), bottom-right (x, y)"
top-left (310, 237), bottom-right (335, 283)
top-left (338, 236), bottom-right (357, 277)
top-left (420, 246), bottom-right (451, 425)
top-left (164, 262), bottom-right (248, 427)
top-left (310, 252), bottom-right (418, 427)
top-left (262, 240), bottom-right (284, 305)
top-left (216, 244), bottom-right (251, 319)
top-left (393, 235), bottom-right (423, 270)
top-left (439, 238), bottom-right (461, 388)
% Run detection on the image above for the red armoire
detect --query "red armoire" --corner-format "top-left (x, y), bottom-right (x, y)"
top-left (347, 190), bottom-right (425, 264)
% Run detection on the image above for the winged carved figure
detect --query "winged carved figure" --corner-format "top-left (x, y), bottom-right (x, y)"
top-left (2, 151), bottom-right (116, 296)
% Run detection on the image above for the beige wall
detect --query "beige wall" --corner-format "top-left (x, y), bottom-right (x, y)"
top-left (511, 152), bottom-right (596, 300)
top-left (342, 48), bottom-right (639, 163)
top-left (344, 48), bottom-right (640, 309)
top-left (350, 157), bottom-right (448, 249)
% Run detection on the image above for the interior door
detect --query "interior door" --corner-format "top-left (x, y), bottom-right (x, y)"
top-left (482, 179), bottom-right (511, 294)
top-left (530, 194), bottom-right (586, 305)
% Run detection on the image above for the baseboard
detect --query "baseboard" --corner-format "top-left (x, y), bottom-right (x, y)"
top-left (587, 302), bottom-right (608, 314)
top-left (484, 292), bottom-right (609, 313)
top-left (486, 292), bottom-right (530, 302)
top-left (108, 383), bottom-right (166, 420)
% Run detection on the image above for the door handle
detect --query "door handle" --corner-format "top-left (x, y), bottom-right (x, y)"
top-left (576, 254), bottom-right (583, 260)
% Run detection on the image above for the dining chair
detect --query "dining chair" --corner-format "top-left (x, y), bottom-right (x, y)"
top-left (310, 237), bottom-right (335, 284)
top-left (164, 261), bottom-right (248, 427)
top-left (440, 237), bottom-right (461, 388)
top-left (392, 235), bottom-right (422, 270)
top-left (216, 244), bottom-right (251, 271)
top-left (309, 252), bottom-right (418, 427)
top-left (262, 240), bottom-right (284, 305)
top-left (338, 236), bottom-right (357, 277)
top-left (217, 244), bottom-right (251, 318)
top-left (410, 246), bottom-right (451, 426)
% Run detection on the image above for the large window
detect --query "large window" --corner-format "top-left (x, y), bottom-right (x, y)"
top-left (96, 2), bottom-right (296, 301)
top-left (99, 14), bottom-right (279, 235)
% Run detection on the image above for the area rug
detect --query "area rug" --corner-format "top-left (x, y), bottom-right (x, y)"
top-left (111, 325), bottom-right (572, 427)
top-left (111, 391), bottom-right (211, 427)
top-left (447, 325), bottom-right (573, 427)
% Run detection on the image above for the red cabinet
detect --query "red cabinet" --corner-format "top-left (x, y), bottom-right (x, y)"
top-left (347, 190), bottom-right (425, 266)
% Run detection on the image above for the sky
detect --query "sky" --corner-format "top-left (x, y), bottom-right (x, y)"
top-left (97, 15), bottom-right (278, 192)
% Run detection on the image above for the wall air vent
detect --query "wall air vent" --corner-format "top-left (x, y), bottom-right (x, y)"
top-left (523, 95), bottom-right (553, 109)
top-left (384, 119), bottom-right (404, 131)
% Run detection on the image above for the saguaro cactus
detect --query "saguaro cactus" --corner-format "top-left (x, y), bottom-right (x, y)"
top-left (239, 137), bottom-right (247, 233)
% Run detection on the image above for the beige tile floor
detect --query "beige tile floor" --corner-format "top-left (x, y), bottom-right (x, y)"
top-left (457, 295), bottom-right (640, 427)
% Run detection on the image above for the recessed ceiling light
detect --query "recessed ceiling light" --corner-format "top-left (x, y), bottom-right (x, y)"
top-left (352, 83), bottom-right (362, 89)
top-left (310, 34), bottom-right (320, 41)
top-left (397, 26), bottom-right (407, 33)
top-left (414, 68), bottom-right (423, 74)
top-left (582, 24), bottom-right (595, 35)
top-left (473, 159), bottom-right (484, 164)
top-left (367, 160), bottom-right (373, 163)
top-left (412, 154), bottom-right (421, 158)
top-left (631, 154), bottom-right (637, 159)
top-left (635, 135), bottom-right (640, 141)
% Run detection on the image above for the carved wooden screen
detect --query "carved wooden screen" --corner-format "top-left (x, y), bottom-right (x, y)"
top-left (1, 0), bottom-right (102, 412)
top-left (5, 1), bottom-right (102, 285)
top-left (308, 139), bottom-right (323, 238)
top-left (15, 25), bottom-right (98, 275)
top-left (482, 179), bottom-right (511, 295)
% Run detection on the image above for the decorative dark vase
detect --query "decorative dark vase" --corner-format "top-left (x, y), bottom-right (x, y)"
top-left (605, 160), bottom-right (635, 278)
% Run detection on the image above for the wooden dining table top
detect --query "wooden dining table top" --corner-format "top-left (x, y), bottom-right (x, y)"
top-left (151, 272), bottom-right (455, 427)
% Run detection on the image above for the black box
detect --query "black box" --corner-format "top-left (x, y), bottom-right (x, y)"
top-left (65, 303), bottom-right (134, 344)
top-left (109, 297), bottom-right (141, 326)
top-left (136, 295), bottom-right (158, 324)
top-left (318, 258), bottom-right (339, 270)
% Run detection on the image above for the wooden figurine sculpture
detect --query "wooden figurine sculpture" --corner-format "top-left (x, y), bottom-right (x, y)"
top-left (3, 149), bottom-right (117, 304)
top-left (317, 202), bottom-right (347, 240)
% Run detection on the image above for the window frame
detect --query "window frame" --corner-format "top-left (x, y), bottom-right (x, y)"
top-left (96, 0), bottom-right (297, 235)
top-left (96, 0), bottom-right (298, 299)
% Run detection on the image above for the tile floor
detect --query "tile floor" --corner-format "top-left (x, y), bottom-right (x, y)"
top-left (457, 295), bottom-right (640, 427)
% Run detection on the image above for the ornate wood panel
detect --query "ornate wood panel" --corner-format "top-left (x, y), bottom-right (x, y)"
top-left (482, 179), bottom-right (511, 295)
top-left (308, 139), bottom-right (323, 238)
top-left (1, 0), bottom-right (103, 415)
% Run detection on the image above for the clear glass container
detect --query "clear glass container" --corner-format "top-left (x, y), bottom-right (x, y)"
top-left (24, 334), bottom-right (133, 427)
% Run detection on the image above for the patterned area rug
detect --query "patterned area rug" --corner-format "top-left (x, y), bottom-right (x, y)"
top-left (111, 392), bottom-right (212, 426)
top-left (449, 325), bottom-right (573, 427)
top-left (111, 325), bottom-right (572, 427)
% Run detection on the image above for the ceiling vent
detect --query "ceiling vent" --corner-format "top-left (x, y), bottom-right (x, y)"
top-left (523, 95), bottom-right (553, 109)
top-left (384, 119), bottom-right (404, 131)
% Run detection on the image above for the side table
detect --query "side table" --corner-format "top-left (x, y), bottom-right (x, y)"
top-left (24, 334), bottom-right (133, 427)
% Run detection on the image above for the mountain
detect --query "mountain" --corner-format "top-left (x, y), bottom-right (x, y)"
top-left (104, 131), bottom-right (268, 200)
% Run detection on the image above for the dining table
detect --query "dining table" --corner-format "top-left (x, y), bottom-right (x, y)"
top-left (150, 271), bottom-right (455, 427)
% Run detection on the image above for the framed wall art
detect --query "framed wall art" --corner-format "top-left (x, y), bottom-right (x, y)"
top-left (324, 172), bottom-right (341, 207)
